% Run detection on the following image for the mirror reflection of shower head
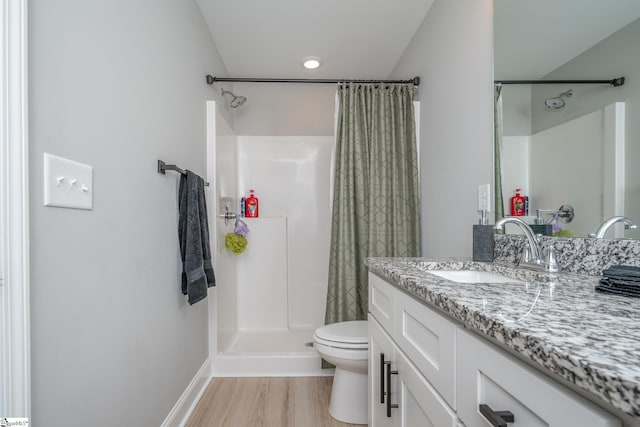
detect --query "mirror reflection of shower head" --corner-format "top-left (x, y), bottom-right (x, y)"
top-left (221, 89), bottom-right (247, 108)
top-left (544, 89), bottom-right (573, 111)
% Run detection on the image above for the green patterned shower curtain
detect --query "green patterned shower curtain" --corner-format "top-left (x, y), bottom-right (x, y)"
top-left (494, 85), bottom-right (505, 223)
top-left (324, 83), bottom-right (421, 327)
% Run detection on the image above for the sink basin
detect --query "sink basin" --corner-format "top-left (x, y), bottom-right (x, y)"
top-left (427, 269), bottom-right (523, 284)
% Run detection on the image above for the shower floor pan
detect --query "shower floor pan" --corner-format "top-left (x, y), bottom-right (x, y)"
top-left (213, 328), bottom-right (330, 377)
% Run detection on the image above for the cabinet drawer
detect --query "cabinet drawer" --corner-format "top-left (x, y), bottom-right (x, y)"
top-left (395, 287), bottom-right (458, 409)
top-left (457, 329), bottom-right (620, 427)
top-left (369, 273), bottom-right (396, 333)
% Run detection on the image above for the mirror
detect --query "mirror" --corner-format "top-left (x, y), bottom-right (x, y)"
top-left (493, 0), bottom-right (640, 239)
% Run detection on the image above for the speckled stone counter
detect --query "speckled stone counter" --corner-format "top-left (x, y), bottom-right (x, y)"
top-left (495, 234), bottom-right (640, 276)
top-left (365, 257), bottom-right (640, 420)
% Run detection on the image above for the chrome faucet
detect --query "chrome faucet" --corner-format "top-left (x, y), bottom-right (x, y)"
top-left (590, 216), bottom-right (638, 238)
top-left (494, 217), bottom-right (547, 270)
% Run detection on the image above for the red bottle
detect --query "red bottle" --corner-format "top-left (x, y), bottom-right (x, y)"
top-left (510, 189), bottom-right (525, 216)
top-left (245, 189), bottom-right (259, 218)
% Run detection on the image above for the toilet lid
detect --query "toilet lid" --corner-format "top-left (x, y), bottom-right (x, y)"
top-left (314, 320), bottom-right (368, 345)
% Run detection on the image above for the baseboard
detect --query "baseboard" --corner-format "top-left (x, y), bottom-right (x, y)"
top-left (160, 356), bottom-right (212, 427)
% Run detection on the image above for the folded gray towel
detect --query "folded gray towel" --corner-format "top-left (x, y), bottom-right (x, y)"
top-left (595, 281), bottom-right (640, 298)
top-left (178, 170), bottom-right (215, 305)
top-left (602, 265), bottom-right (640, 281)
top-left (596, 265), bottom-right (640, 297)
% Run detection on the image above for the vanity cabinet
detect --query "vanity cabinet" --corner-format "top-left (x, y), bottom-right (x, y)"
top-left (368, 272), bottom-right (622, 427)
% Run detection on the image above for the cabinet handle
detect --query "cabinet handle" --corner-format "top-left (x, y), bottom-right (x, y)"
top-left (384, 361), bottom-right (399, 417)
top-left (380, 353), bottom-right (385, 404)
top-left (479, 404), bottom-right (515, 427)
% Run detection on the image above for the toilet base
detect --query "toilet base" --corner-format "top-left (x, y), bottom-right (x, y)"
top-left (328, 367), bottom-right (368, 424)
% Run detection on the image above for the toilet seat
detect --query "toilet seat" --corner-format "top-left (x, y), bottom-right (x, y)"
top-left (314, 320), bottom-right (368, 350)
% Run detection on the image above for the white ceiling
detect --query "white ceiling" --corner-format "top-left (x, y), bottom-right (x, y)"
top-left (196, 0), bottom-right (434, 79)
top-left (196, 1), bottom-right (640, 86)
top-left (495, 0), bottom-right (640, 80)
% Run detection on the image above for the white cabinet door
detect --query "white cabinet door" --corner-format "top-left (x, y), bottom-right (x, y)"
top-left (369, 314), bottom-right (398, 427)
top-left (457, 329), bottom-right (620, 427)
top-left (395, 286), bottom-right (459, 408)
top-left (396, 347), bottom-right (458, 427)
top-left (370, 313), bottom-right (459, 427)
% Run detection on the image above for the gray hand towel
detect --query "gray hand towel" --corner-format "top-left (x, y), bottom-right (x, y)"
top-left (602, 265), bottom-right (640, 281)
top-left (595, 280), bottom-right (640, 298)
top-left (178, 170), bottom-right (215, 305)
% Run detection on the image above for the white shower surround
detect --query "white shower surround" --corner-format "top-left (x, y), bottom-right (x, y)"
top-left (206, 101), bottom-right (333, 376)
top-left (206, 100), bottom-right (419, 377)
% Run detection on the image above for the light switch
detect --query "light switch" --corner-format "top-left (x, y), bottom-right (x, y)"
top-left (44, 153), bottom-right (93, 210)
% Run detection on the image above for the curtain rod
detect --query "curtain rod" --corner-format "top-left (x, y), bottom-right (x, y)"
top-left (206, 75), bottom-right (420, 86)
top-left (494, 77), bottom-right (625, 87)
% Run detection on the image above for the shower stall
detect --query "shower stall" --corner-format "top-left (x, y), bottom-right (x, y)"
top-left (205, 101), bottom-right (334, 376)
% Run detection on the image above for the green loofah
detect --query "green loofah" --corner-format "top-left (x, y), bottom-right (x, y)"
top-left (225, 232), bottom-right (248, 255)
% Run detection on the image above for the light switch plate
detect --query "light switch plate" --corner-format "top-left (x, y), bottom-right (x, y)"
top-left (478, 183), bottom-right (491, 212)
top-left (44, 153), bottom-right (93, 210)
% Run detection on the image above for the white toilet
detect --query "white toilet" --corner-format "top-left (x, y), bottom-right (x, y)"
top-left (313, 320), bottom-right (369, 424)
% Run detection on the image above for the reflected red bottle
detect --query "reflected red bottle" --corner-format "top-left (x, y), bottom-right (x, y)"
top-left (510, 189), bottom-right (525, 216)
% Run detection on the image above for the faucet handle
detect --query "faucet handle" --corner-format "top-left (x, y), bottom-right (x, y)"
top-left (544, 244), bottom-right (559, 273)
top-left (521, 242), bottom-right (534, 264)
top-left (521, 233), bottom-right (542, 263)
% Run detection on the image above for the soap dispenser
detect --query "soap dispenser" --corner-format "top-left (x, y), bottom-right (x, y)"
top-left (530, 209), bottom-right (553, 236)
top-left (473, 210), bottom-right (495, 262)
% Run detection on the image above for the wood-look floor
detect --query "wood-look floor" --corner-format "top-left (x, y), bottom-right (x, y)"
top-left (186, 376), bottom-right (367, 427)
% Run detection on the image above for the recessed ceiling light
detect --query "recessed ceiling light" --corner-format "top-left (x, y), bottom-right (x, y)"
top-left (302, 57), bottom-right (321, 70)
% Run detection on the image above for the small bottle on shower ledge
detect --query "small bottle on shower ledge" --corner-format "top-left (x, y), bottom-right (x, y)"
top-left (245, 189), bottom-right (259, 218)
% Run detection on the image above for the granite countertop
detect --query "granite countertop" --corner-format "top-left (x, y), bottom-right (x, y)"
top-left (365, 257), bottom-right (640, 420)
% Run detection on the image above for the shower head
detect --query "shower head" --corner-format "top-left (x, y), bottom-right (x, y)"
top-left (221, 89), bottom-right (247, 108)
top-left (544, 89), bottom-right (573, 111)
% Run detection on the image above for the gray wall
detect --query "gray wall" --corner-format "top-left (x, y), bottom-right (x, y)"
top-left (391, 0), bottom-right (494, 257)
top-left (531, 18), bottom-right (640, 239)
top-left (29, 1), bottom-right (229, 425)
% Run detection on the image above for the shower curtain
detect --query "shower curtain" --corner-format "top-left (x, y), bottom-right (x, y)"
top-left (494, 85), bottom-right (505, 223)
top-left (324, 83), bottom-right (420, 328)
